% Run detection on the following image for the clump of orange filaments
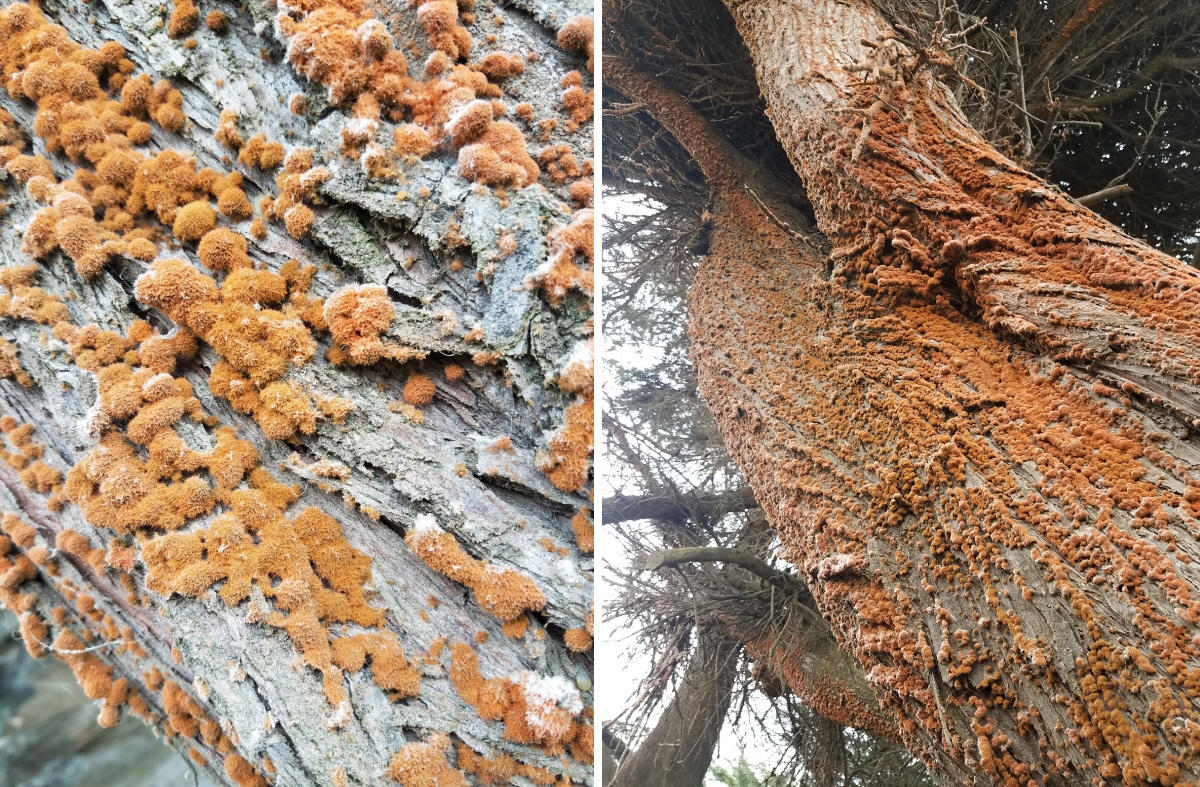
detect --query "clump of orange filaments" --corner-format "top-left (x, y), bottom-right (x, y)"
top-left (386, 733), bottom-right (466, 785)
top-left (447, 641), bottom-right (591, 754)
top-left (402, 373), bottom-right (435, 406)
top-left (556, 17), bottom-right (594, 71)
top-left (537, 393), bottom-right (593, 493)
top-left (323, 284), bottom-right (424, 366)
top-left (530, 208), bottom-right (593, 307)
top-left (405, 514), bottom-right (545, 622)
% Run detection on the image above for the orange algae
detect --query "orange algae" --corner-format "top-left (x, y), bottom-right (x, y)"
top-left (556, 17), bottom-right (594, 71)
top-left (448, 642), bottom-right (585, 748)
top-left (570, 509), bottom-right (592, 553)
top-left (386, 734), bottom-right (467, 785)
top-left (322, 284), bottom-right (421, 365)
top-left (405, 514), bottom-right (545, 621)
top-left (537, 393), bottom-right (592, 493)
top-left (402, 373), bottom-right (435, 405)
top-left (167, 0), bottom-right (199, 39)
top-left (531, 209), bottom-right (592, 306)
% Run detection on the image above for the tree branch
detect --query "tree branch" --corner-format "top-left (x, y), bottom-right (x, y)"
top-left (1075, 182), bottom-right (1134, 206)
top-left (602, 488), bottom-right (758, 525)
top-left (642, 546), bottom-right (783, 582)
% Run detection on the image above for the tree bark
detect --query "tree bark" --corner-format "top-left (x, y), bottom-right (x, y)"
top-left (682, 0), bottom-right (1200, 784)
top-left (608, 628), bottom-right (740, 787)
top-left (0, 0), bottom-right (594, 785)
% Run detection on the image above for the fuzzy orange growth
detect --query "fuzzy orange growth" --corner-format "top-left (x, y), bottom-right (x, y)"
top-left (65, 432), bottom-right (215, 533)
top-left (277, 5), bottom-right (408, 106)
top-left (392, 124), bottom-right (434, 159)
top-left (448, 642), bottom-right (585, 749)
top-left (386, 734), bottom-right (467, 785)
top-left (135, 257), bottom-right (315, 388)
top-left (476, 52), bottom-right (524, 80)
top-left (167, 0), bottom-right (199, 38)
top-left (443, 363), bottom-right (465, 381)
top-left (531, 209), bottom-right (592, 306)
top-left (217, 186), bottom-right (253, 220)
top-left (238, 134), bottom-right (284, 170)
top-left (18, 610), bottom-right (48, 658)
top-left (330, 632), bottom-right (421, 696)
top-left (402, 373), bottom-right (435, 406)
top-left (0, 338), bottom-right (32, 386)
top-left (205, 9), bottom-right (228, 33)
top-left (141, 492), bottom-right (402, 705)
top-left (314, 394), bottom-right (355, 423)
top-left (215, 109), bottom-right (242, 149)
top-left (500, 615), bottom-right (529, 639)
top-left (405, 515), bottom-right (545, 621)
top-left (556, 17), bottom-right (594, 71)
top-left (52, 628), bottom-right (120, 720)
top-left (172, 200), bottom-right (217, 241)
top-left (561, 85), bottom-right (593, 128)
top-left (284, 203), bottom-right (315, 238)
top-left (457, 744), bottom-right (557, 786)
top-left (570, 508), bottom-right (593, 553)
top-left (224, 753), bottom-right (268, 787)
top-left (415, 0), bottom-right (472, 61)
top-left (448, 100), bottom-right (495, 147)
top-left (458, 121), bottom-right (538, 188)
top-left (538, 393), bottom-right (592, 493)
top-left (563, 627), bottom-right (591, 652)
top-left (197, 227), bottom-right (252, 271)
top-left (0, 284), bottom-right (64, 323)
top-left (555, 338), bottom-right (593, 395)
top-left (323, 284), bottom-right (412, 365)
top-left (255, 381), bottom-right (317, 440)
top-left (569, 178), bottom-right (593, 207)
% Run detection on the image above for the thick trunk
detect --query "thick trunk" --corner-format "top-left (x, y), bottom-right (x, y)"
top-left (0, 0), bottom-right (594, 784)
top-left (685, 1), bottom-right (1200, 784)
top-left (609, 629), bottom-right (740, 787)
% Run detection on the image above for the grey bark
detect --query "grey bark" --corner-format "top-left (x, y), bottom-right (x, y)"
top-left (0, 0), bottom-right (593, 785)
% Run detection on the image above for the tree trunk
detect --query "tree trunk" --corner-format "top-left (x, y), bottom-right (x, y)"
top-left (0, 0), bottom-right (594, 784)
top-left (683, 0), bottom-right (1200, 784)
top-left (608, 628), bottom-right (740, 787)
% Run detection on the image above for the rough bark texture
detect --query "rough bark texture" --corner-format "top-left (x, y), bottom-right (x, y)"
top-left (607, 628), bottom-right (739, 787)
top-left (606, 51), bottom-right (899, 751)
top-left (683, 0), bottom-right (1200, 784)
top-left (0, 0), bottom-right (594, 784)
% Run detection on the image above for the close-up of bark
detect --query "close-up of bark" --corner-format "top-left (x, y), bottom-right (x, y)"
top-left (604, 0), bottom-right (1200, 785)
top-left (0, 0), bottom-right (594, 784)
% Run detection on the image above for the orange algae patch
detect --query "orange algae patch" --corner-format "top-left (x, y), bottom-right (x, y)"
top-left (386, 734), bottom-right (467, 785)
top-left (323, 284), bottom-right (422, 365)
top-left (448, 642), bottom-right (585, 748)
top-left (563, 627), bottom-right (591, 652)
top-left (457, 744), bottom-right (557, 786)
top-left (167, 0), bottom-right (199, 39)
top-left (141, 488), bottom-right (418, 705)
top-left (531, 209), bottom-right (592, 306)
top-left (537, 393), bottom-right (592, 493)
top-left (402, 373), bottom-right (435, 405)
top-left (570, 509), bottom-right (592, 553)
top-left (405, 514), bottom-right (545, 621)
top-left (556, 17), bottom-right (594, 71)
top-left (458, 121), bottom-right (538, 188)
top-left (331, 632), bottom-right (421, 696)
top-left (135, 256), bottom-right (316, 413)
